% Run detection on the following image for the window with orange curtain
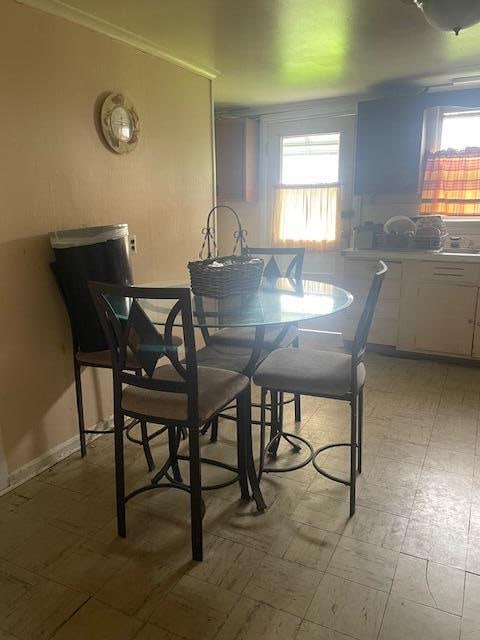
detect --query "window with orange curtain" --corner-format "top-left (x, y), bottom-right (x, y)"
top-left (420, 108), bottom-right (480, 216)
top-left (272, 133), bottom-right (342, 249)
top-left (420, 148), bottom-right (480, 216)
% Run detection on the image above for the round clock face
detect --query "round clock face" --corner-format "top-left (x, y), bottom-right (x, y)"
top-left (110, 106), bottom-right (132, 142)
top-left (100, 93), bottom-right (139, 154)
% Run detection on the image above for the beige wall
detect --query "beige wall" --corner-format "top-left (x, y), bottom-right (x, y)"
top-left (0, 1), bottom-right (213, 476)
top-left (358, 193), bottom-right (420, 225)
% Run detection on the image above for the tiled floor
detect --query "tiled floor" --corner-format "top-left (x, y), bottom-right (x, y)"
top-left (1, 353), bottom-right (480, 640)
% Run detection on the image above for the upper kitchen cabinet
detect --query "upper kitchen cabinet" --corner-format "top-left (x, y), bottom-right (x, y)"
top-left (215, 117), bottom-right (259, 202)
top-left (354, 95), bottom-right (424, 195)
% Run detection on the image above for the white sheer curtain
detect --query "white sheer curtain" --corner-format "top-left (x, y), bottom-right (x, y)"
top-left (272, 184), bottom-right (341, 250)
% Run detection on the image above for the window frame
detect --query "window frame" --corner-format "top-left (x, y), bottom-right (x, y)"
top-left (425, 106), bottom-right (480, 154)
top-left (273, 130), bottom-right (343, 248)
top-left (279, 132), bottom-right (341, 188)
top-left (440, 107), bottom-right (480, 151)
top-left (262, 114), bottom-right (355, 249)
top-left (421, 106), bottom-right (480, 221)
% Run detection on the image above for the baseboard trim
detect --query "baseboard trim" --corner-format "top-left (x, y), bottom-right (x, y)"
top-left (0, 415), bottom-right (113, 497)
top-left (15, 0), bottom-right (218, 79)
top-left (344, 341), bottom-right (480, 366)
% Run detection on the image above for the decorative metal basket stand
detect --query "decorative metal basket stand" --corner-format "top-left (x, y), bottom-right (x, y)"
top-left (188, 205), bottom-right (264, 298)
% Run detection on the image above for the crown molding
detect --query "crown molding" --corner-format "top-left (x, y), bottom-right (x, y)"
top-left (15, 0), bottom-right (218, 80)
top-left (216, 95), bottom-right (359, 123)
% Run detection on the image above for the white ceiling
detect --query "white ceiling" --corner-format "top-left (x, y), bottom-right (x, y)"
top-left (30, 0), bottom-right (480, 107)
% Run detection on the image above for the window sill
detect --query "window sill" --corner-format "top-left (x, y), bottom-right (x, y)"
top-left (444, 217), bottom-right (480, 223)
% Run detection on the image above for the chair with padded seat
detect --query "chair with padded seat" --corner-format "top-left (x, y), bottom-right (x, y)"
top-left (89, 282), bottom-right (266, 561)
top-left (199, 247), bottom-right (305, 440)
top-left (209, 246), bottom-right (304, 358)
top-left (253, 260), bottom-right (387, 517)
top-left (51, 263), bottom-right (181, 470)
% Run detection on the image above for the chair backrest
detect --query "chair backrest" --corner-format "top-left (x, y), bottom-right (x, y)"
top-left (242, 246), bottom-right (305, 282)
top-left (351, 260), bottom-right (388, 365)
top-left (89, 283), bottom-right (199, 426)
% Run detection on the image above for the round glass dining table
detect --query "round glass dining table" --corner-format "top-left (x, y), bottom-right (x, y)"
top-left (137, 278), bottom-right (353, 328)
top-left (132, 278), bottom-right (353, 376)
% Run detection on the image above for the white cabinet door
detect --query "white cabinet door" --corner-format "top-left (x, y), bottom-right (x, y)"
top-left (413, 284), bottom-right (477, 356)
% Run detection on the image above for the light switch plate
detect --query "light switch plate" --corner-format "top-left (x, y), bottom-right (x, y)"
top-left (129, 235), bottom-right (137, 254)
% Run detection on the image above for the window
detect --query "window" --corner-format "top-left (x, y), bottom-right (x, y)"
top-left (281, 133), bottom-right (340, 185)
top-left (420, 108), bottom-right (480, 217)
top-left (440, 109), bottom-right (480, 150)
top-left (273, 133), bottom-right (341, 248)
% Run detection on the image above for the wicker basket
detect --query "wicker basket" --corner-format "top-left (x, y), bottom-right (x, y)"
top-left (188, 206), bottom-right (264, 298)
top-left (189, 255), bottom-right (264, 298)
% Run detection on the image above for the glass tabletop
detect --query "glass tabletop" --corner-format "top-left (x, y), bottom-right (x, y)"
top-left (118, 278), bottom-right (353, 329)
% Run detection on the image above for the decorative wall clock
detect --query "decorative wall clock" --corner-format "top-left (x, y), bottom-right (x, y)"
top-left (100, 93), bottom-right (139, 154)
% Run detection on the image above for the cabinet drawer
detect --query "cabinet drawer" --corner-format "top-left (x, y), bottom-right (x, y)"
top-left (419, 261), bottom-right (480, 284)
top-left (344, 259), bottom-right (402, 281)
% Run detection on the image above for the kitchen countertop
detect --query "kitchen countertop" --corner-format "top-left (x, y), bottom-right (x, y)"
top-left (343, 248), bottom-right (480, 262)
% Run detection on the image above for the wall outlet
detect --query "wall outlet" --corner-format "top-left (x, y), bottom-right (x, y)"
top-left (129, 235), bottom-right (137, 254)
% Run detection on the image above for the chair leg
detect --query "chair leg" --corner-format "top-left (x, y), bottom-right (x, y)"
top-left (73, 357), bottom-right (87, 457)
top-left (294, 394), bottom-right (301, 423)
top-left (279, 391), bottom-right (284, 432)
top-left (272, 392), bottom-right (300, 453)
top-left (140, 420), bottom-right (155, 472)
top-left (240, 386), bottom-right (266, 512)
top-left (114, 410), bottom-right (126, 537)
top-left (210, 417), bottom-right (219, 443)
top-left (259, 387), bottom-right (267, 480)
top-left (268, 391), bottom-right (280, 457)
top-left (235, 400), bottom-right (251, 501)
top-left (168, 426), bottom-right (183, 482)
top-left (188, 428), bottom-right (203, 561)
top-left (293, 335), bottom-right (301, 422)
top-left (358, 387), bottom-right (364, 474)
top-left (349, 394), bottom-right (358, 518)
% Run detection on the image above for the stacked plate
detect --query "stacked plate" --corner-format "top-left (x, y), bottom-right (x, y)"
top-left (412, 216), bottom-right (448, 250)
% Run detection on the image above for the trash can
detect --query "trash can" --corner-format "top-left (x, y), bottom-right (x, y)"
top-left (50, 224), bottom-right (133, 352)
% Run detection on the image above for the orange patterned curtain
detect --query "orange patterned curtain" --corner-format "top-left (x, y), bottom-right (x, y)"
top-left (420, 148), bottom-right (480, 216)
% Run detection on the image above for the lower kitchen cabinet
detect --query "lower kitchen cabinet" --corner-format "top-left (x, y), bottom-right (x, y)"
top-left (342, 259), bottom-right (402, 345)
top-left (344, 254), bottom-right (480, 360)
top-left (412, 283), bottom-right (477, 356)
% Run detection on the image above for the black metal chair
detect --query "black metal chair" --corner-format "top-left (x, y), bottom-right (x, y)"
top-left (199, 247), bottom-right (305, 440)
top-left (51, 263), bottom-right (182, 471)
top-left (209, 246), bottom-right (305, 356)
top-left (89, 283), bottom-right (266, 561)
top-left (254, 261), bottom-right (387, 517)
